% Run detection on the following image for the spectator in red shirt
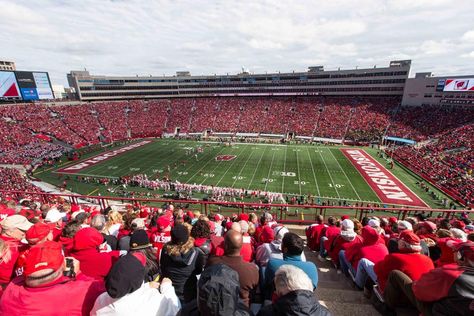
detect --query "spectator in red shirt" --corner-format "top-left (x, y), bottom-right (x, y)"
top-left (70, 228), bottom-right (121, 280)
top-left (305, 215), bottom-right (326, 251)
top-left (327, 219), bottom-right (358, 268)
top-left (340, 226), bottom-right (388, 279)
top-left (319, 216), bottom-right (340, 260)
top-left (375, 230), bottom-right (434, 301)
top-left (0, 215), bottom-right (32, 288)
top-left (0, 241), bottom-right (105, 315)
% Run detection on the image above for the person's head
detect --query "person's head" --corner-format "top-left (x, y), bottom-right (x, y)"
top-left (260, 225), bottom-right (274, 243)
top-left (468, 233), bottom-right (474, 242)
top-left (44, 208), bottom-right (64, 225)
top-left (274, 265), bottom-right (313, 297)
top-left (73, 227), bottom-right (104, 251)
top-left (129, 229), bottom-right (152, 251)
top-left (397, 220), bottom-right (413, 233)
top-left (239, 220), bottom-right (249, 234)
top-left (361, 226), bottom-right (380, 246)
top-left (106, 252), bottom-right (146, 298)
top-left (224, 229), bottom-right (243, 256)
top-left (40, 204), bottom-right (51, 219)
top-left (439, 218), bottom-right (452, 230)
top-left (352, 219), bottom-right (362, 235)
top-left (25, 222), bottom-right (53, 245)
top-left (247, 222), bottom-right (256, 236)
top-left (327, 216), bottom-right (336, 226)
top-left (71, 210), bottom-right (90, 224)
top-left (398, 230), bottom-right (422, 253)
top-left (417, 221), bottom-right (437, 235)
top-left (248, 213), bottom-right (258, 224)
top-left (157, 215), bottom-right (172, 232)
top-left (230, 222), bottom-right (242, 233)
top-left (436, 228), bottom-right (453, 238)
top-left (1, 215), bottom-right (33, 241)
top-left (453, 241), bottom-right (474, 267)
top-left (61, 220), bottom-right (82, 238)
top-left (91, 214), bottom-right (106, 232)
top-left (450, 228), bottom-right (467, 242)
top-left (197, 264), bottom-right (241, 315)
top-left (315, 215), bottom-right (324, 224)
top-left (24, 241), bottom-right (65, 287)
top-left (107, 210), bottom-right (123, 226)
top-left (191, 219), bottom-right (211, 239)
top-left (281, 232), bottom-right (304, 256)
top-left (165, 224), bottom-right (193, 256)
top-left (264, 212), bottom-right (273, 224)
top-left (130, 218), bottom-right (146, 232)
top-left (340, 219), bottom-right (356, 241)
top-left (273, 225), bottom-right (289, 242)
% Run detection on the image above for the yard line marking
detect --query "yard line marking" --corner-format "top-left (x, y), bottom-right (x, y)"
top-left (317, 149), bottom-right (341, 199)
top-left (306, 147), bottom-right (321, 197)
top-left (215, 146), bottom-right (250, 187)
top-left (231, 146), bottom-right (256, 187)
top-left (186, 147), bottom-right (227, 183)
top-left (281, 146), bottom-right (288, 193)
top-left (247, 147), bottom-right (267, 189)
top-left (296, 150), bottom-right (302, 195)
top-left (327, 148), bottom-right (361, 200)
top-left (264, 149), bottom-right (277, 191)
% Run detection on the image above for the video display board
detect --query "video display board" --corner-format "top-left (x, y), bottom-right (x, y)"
top-left (0, 71), bottom-right (22, 100)
top-left (15, 71), bottom-right (54, 100)
top-left (443, 78), bottom-right (474, 92)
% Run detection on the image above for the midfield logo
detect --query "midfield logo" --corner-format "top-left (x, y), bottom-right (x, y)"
top-left (215, 155), bottom-right (237, 161)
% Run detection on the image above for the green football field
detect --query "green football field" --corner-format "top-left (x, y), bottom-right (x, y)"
top-left (34, 139), bottom-right (455, 209)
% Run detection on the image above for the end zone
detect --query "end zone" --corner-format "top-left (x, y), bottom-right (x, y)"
top-left (55, 140), bottom-right (152, 174)
top-left (340, 148), bottom-right (428, 208)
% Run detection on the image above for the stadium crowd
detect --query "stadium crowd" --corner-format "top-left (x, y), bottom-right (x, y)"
top-left (0, 96), bottom-right (472, 206)
top-left (0, 197), bottom-right (472, 315)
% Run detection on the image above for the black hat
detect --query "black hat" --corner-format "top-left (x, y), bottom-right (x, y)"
top-left (129, 229), bottom-right (152, 250)
top-left (106, 253), bottom-right (145, 298)
top-left (171, 224), bottom-right (189, 245)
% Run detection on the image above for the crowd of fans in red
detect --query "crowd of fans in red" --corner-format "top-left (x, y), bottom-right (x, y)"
top-left (0, 197), bottom-right (472, 315)
top-left (389, 123), bottom-right (474, 206)
top-left (0, 96), bottom-right (472, 205)
top-left (305, 212), bottom-right (474, 315)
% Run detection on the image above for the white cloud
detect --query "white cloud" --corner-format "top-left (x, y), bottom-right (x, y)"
top-left (0, 0), bottom-right (473, 86)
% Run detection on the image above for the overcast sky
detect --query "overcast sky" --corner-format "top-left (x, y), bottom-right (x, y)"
top-left (1, 0), bottom-right (474, 86)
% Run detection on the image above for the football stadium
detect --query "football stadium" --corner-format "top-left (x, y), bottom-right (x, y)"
top-left (1, 1), bottom-right (473, 316)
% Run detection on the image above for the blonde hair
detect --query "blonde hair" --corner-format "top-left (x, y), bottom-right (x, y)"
top-left (106, 211), bottom-right (123, 226)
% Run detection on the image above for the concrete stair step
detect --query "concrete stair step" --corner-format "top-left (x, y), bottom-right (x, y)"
top-left (319, 301), bottom-right (380, 316)
top-left (316, 287), bottom-right (370, 305)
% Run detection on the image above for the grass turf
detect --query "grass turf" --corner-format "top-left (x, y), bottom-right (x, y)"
top-left (33, 139), bottom-right (457, 210)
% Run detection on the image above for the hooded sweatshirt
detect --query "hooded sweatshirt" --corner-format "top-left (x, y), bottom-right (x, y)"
top-left (345, 226), bottom-right (388, 270)
top-left (70, 228), bottom-right (121, 280)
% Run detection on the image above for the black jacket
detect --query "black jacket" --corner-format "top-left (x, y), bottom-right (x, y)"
top-left (177, 264), bottom-right (253, 316)
top-left (257, 290), bottom-right (332, 316)
top-left (160, 246), bottom-right (203, 303)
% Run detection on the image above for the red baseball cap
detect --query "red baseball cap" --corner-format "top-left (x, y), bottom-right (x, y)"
top-left (239, 213), bottom-right (249, 222)
top-left (341, 215), bottom-right (350, 221)
top-left (157, 216), bottom-right (171, 231)
top-left (25, 222), bottom-right (51, 245)
top-left (24, 241), bottom-right (64, 277)
top-left (399, 230), bottom-right (421, 245)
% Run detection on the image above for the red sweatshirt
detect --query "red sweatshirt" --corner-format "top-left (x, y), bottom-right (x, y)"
top-left (374, 253), bottom-right (434, 291)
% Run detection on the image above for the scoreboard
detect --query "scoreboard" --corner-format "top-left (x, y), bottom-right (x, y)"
top-left (0, 70), bottom-right (54, 101)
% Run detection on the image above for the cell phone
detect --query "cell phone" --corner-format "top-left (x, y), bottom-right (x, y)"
top-left (63, 258), bottom-right (76, 278)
